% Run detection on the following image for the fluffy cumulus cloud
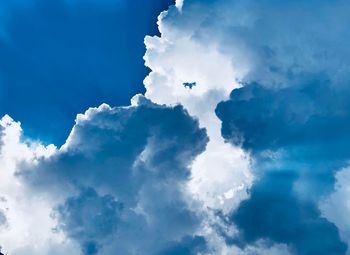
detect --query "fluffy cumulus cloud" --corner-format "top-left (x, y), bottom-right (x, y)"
top-left (216, 80), bottom-right (350, 254)
top-left (144, 0), bottom-right (253, 217)
top-left (147, 0), bottom-right (350, 253)
top-left (321, 166), bottom-right (350, 249)
top-left (164, 0), bottom-right (350, 88)
top-left (0, 115), bottom-right (79, 255)
top-left (13, 96), bottom-right (208, 255)
top-left (2, 0), bottom-right (350, 254)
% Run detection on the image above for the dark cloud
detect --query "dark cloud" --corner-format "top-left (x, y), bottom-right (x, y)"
top-left (55, 188), bottom-right (123, 255)
top-left (157, 236), bottom-right (208, 255)
top-left (0, 210), bottom-right (7, 228)
top-left (233, 171), bottom-right (346, 255)
top-left (20, 96), bottom-right (209, 254)
top-left (216, 78), bottom-right (350, 254)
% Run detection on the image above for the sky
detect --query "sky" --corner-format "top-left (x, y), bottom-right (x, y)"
top-left (0, 0), bottom-right (174, 144)
top-left (1, 0), bottom-right (350, 255)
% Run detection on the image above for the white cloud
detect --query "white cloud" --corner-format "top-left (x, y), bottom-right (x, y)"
top-left (144, 1), bottom-right (253, 218)
top-left (321, 166), bottom-right (350, 254)
top-left (143, 3), bottom-right (257, 253)
top-left (0, 116), bottom-right (80, 255)
top-left (143, 1), bottom-right (350, 252)
top-left (157, 0), bottom-right (350, 88)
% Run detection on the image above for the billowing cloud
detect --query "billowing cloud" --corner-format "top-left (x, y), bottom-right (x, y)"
top-left (216, 80), bottom-right (350, 254)
top-left (145, 0), bottom-right (350, 253)
top-left (321, 166), bottom-right (350, 251)
top-left (15, 96), bottom-right (208, 255)
top-left (54, 188), bottom-right (123, 255)
top-left (2, 0), bottom-right (350, 254)
top-left (144, 0), bottom-right (253, 218)
top-left (165, 0), bottom-right (350, 88)
top-left (0, 115), bottom-right (79, 255)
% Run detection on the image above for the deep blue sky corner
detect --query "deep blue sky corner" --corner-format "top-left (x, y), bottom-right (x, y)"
top-left (0, 0), bottom-right (174, 145)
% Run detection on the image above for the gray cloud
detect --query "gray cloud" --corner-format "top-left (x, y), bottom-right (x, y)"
top-left (164, 0), bottom-right (350, 88)
top-left (19, 96), bottom-right (209, 254)
top-left (143, 0), bottom-right (350, 253)
top-left (54, 188), bottom-right (123, 255)
top-left (216, 79), bottom-right (349, 254)
top-left (0, 210), bottom-right (7, 228)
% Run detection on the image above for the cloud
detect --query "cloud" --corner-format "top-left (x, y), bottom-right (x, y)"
top-left (144, 0), bottom-right (253, 219)
top-left (0, 115), bottom-right (79, 255)
top-left (162, 0), bottom-right (350, 88)
top-left (16, 95), bottom-right (209, 255)
top-left (146, 0), bottom-right (350, 253)
top-left (55, 188), bottom-right (123, 255)
top-left (0, 210), bottom-right (7, 228)
top-left (2, 0), bottom-right (350, 254)
top-left (216, 79), bottom-right (350, 254)
top-left (321, 166), bottom-right (350, 251)
top-left (155, 236), bottom-right (207, 255)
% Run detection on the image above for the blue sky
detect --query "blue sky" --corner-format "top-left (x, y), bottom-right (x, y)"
top-left (0, 0), bottom-right (173, 144)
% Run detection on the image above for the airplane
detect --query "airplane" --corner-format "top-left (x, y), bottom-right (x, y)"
top-left (183, 82), bottom-right (196, 89)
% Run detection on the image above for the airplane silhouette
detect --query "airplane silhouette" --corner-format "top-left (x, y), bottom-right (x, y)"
top-left (183, 82), bottom-right (196, 89)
